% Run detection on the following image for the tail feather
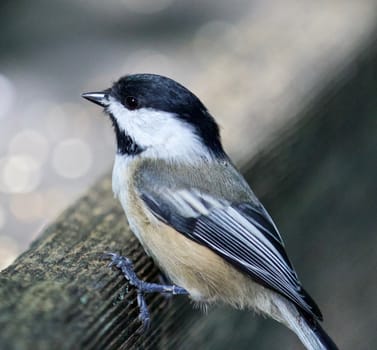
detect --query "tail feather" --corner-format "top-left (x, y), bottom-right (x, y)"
top-left (309, 321), bottom-right (339, 350)
top-left (274, 295), bottom-right (338, 350)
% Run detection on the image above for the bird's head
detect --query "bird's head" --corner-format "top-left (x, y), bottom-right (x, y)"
top-left (82, 74), bottom-right (225, 161)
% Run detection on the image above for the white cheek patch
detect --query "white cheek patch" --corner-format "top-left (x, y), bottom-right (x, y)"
top-left (107, 98), bottom-right (212, 162)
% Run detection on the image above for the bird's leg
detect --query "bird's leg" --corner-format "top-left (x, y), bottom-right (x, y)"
top-left (158, 273), bottom-right (174, 300)
top-left (104, 252), bottom-right (188, 331)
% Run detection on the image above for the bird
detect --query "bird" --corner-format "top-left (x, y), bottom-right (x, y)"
top-left (82, 73), bottom-right (338, 349)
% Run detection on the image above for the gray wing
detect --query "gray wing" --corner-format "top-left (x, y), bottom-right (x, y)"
top-left (140, 187), bottom-right (322, 321)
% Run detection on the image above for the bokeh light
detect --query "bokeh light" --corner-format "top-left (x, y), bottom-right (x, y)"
top-left (9, 129), bottom-right (49, 166)
top-left (52, 138), bottom-right (93, 179)
top-left (0, 155), bottom-right (41, 194)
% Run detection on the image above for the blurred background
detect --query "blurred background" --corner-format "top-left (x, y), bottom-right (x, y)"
top-left (0, 0), bottom-right (376, 349)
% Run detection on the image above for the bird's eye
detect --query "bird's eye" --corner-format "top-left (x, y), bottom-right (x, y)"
top-left (125, 96), bottom-right (139, 110)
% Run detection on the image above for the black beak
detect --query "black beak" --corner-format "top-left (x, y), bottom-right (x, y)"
top-left (81, 91), bottom-right (109, 107)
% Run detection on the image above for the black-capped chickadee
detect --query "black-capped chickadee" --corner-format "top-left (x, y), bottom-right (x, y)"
top-left (82, 74), bottom-right (338, 350)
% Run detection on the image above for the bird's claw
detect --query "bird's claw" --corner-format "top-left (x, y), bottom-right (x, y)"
top-left (137, 292), bottom-right (151, 333)
top-left (103, 251), bottom-right (188, 332)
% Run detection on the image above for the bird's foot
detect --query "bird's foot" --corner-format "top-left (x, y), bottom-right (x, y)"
top-left (103, 252), bottom-right (188, 332)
